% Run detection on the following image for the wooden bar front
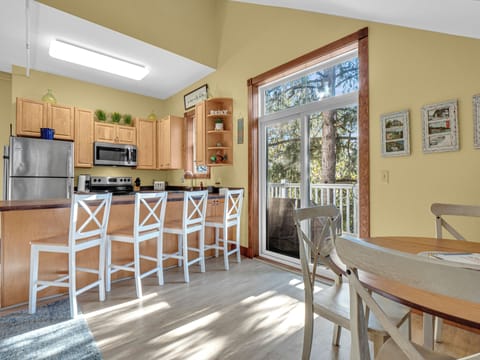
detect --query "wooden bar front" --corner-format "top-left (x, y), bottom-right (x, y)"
top-left (0, 194), bottom-right (223, 308)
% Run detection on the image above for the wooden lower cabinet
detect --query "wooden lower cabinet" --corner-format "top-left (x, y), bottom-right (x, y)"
top-left (0, 196), bottom-right (224, 307)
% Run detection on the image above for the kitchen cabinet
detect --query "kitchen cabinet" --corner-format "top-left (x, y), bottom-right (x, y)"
top-left (74, 108), bottom-right (94, 168)
top-left (195, 98), bottom-right (233, 167)
top-left (16, 97), bottom-right (74, 140)
top-left (94, 122), bottom-right (136, 145)
top-left (157, 115), bottom-right (183, 169)
top-left (135, 118), bottom-right (156, 169)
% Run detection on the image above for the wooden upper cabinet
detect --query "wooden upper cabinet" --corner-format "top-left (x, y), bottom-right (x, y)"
top-left (74, 108), bottom-right (94, 168)
top-left (157, 115), bottom-right (183, 170)
top-left (48, 104), bottom-right (75, 140)
top-left (204, 98), bottom-right (233, 166)
top-left (116, 125), bottom-right (136, 145)
top-left (16, 98), bottom-right (74, 140)
top-left (94, 122), bottom-right (136, 145)
top-left (195, 101), bottom-right (206, 166)
top-left (136, 118), bottom-right (156, 169)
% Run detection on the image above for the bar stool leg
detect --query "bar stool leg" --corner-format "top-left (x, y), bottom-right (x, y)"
top-left (134, 242), bottom-right (142, 298)
top-left (28, 247), bottom-right (39, 314)
top-left (223, 226), bottom-right (229, 270)
top-left (157, 234), bottom-right (164, 286)
top-left (183, 234), bottom-right (189, 283)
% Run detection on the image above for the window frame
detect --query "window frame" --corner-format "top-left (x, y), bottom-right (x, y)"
top-left (246, 28), bottom-right (370, 258)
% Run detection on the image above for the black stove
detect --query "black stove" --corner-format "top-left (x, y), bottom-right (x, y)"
top-left (90, 176), bottom-right (134, 195)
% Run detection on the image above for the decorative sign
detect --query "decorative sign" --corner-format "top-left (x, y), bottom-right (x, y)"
top-left (184, 84), bottom-right (208, 110)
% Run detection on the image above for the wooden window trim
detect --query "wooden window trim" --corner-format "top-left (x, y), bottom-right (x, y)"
top-left (184, 109), bottom-right (211, 179)
top-left (246, 28), bottom-right (369, 258)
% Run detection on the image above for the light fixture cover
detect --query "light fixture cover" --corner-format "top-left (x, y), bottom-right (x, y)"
top-left (49, 39), bottom-right (149, 80)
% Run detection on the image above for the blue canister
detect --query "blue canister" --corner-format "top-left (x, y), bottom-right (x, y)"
top-left (40, 128), bottom-right (55, 139)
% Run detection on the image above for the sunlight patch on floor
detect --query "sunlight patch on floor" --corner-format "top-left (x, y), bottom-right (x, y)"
top-left (83, 292), bottom-right (161, 319)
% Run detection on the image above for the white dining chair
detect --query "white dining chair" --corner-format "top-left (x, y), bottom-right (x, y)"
top-left (29, 193), bottom-right (112, 318)
top-left (294, 206), bottom-right (410, 359)
top-left (163, 190), bottom-right (208, 283)
top-left (106, 192), bottom-right (168, 298)
top-left (336, 234), bottom-right (480, 360)
top-left (204, 189), bottom-right (244, 270)
top-left (430, 203), bottom-right (480, 343)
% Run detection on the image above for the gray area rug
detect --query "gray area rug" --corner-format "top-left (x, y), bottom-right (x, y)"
top-left (0, 298), bottom-right (102, 359)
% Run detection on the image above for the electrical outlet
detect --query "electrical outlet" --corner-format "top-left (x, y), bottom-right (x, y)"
top-left (381, 170), bottom-right (389, 184)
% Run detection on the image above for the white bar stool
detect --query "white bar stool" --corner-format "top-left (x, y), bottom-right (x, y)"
top-left (204, 189), bottom-right (244, 270)
top-left (163, 190), bottom-right (208, 283)
top-left (106, 192), bottom-right (168, 298)
top-left (29, 193), bottom-right (112, 318)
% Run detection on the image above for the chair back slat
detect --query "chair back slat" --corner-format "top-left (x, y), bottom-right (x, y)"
top-left (134, 192), bottom-right (168, 237)
top-left (69, 193), bottom-right (112, 246)
top-left (293, 205), bottom-right (343, 286)
top-left (431, 203), bottom-right (480, 240)
top-left (224, 189), bottom-right (244, 223)
top-left (183, 190), bottom-right (208, 229)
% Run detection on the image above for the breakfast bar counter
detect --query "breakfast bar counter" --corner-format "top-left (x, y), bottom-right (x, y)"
top-left (0, 192), bottom-right (226, 308)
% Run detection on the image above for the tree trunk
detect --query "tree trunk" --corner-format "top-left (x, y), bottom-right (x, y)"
top-left (321, 110), bottom-right (336, 184)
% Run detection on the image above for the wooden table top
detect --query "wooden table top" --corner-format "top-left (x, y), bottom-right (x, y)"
top-left (361, 236), bottom-right (480, 329)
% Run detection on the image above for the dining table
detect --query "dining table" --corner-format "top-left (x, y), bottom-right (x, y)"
top-left (359, 236), bottom-right (480, 350)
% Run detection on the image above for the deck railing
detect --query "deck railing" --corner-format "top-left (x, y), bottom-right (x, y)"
top-left (268, 182), bottom-right (358, 235)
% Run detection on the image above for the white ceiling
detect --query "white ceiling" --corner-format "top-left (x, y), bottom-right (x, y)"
top-left (1, 0), bottom-right (479, 101)
top-left (0, 0), bottom-right (215, 100)
top-left (234, 0), bottom-right (480, 40)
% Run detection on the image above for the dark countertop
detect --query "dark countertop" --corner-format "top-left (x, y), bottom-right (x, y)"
top-left (0, 190), bottom-right (225, 212)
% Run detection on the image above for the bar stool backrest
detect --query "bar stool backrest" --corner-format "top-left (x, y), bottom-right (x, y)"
top-left (182, 190), bottom-right (208, 231)
top-left (223, 189), bottom-right (244, 225)
top-left (69, 193), bottom-right (112, 248)
top-left (133, 192), bottom-right (168, 238)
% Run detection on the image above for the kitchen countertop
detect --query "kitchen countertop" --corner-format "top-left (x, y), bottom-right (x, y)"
top-left (0, 191), bottom-right (225, 212)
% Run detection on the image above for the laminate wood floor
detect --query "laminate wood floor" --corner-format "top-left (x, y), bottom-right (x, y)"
top-left (78, 257), bottom-right (480, 360)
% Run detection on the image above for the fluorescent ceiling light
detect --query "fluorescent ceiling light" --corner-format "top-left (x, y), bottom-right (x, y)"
top-left (49, 39), bottom-right (149, 80)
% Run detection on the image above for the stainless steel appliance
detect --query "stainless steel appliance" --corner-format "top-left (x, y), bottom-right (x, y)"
top-left (94, 142), bottom-right (137, 167)
top-left (90, 176), bottom-right (133, 195)
top-left (77, 174), bottom-right (91, 192)
top-left (3, 136), bottom-right (74, 200)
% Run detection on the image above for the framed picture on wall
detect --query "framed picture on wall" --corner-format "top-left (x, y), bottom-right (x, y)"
top-left (380, 110), bottom-right (410, 157)
top-left (422, 99), bottom-right (458, 153)
top-left (473, 94), bottom-right (480, 148)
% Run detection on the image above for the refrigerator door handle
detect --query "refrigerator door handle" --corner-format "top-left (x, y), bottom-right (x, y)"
top-left (67, 178), bottom-right (73, 199)
top-left (3, 145), bottom-right (9, 200)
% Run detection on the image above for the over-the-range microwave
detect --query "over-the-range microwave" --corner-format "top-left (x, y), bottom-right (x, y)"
top-left (94, 142), bottom-right (137, 167)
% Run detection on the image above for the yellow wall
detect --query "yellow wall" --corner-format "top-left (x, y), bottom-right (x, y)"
top-left (163, 2), bottom-right (480, 243)
top-left (4, 2), bottom-right (480, 246)
top-left (7, 66), bottom-right (168, 187)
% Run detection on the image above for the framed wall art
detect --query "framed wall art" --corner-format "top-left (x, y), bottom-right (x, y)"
top-left (473, 94), bottom-right (480, 148)
top-left (422, 99), bottom-right (458, 153)
top-left (184, 84), bottom-right (208, 110)
top-left (380, 110), bottom-right (410, 157)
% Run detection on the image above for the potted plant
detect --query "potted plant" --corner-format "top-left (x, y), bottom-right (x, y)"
top-left (95, 109), bottom-right (107, 122)
top-left (215, 118), bottom-right (224, 131)
top-left (123, 114), bottom-right (132, 126)
top-left (111, 112), bottom-right (121, 123)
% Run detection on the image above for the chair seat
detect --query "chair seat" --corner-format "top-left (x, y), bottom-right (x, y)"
top-left (109, 227), bottom-right (159, 242)
top-left (377, 338), bottom-right (455, 360)
top-left (31, 234), bottom-right (100, 249)
top-left (314, 282), bottom-right (410, 336)
top-left (163, 219), bottom-right (183, 231)
top-left (205, 216), bottom-right (223, 227)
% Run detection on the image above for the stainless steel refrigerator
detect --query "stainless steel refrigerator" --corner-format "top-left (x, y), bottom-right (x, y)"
top-left (3, 136), bottom-right (74, 200)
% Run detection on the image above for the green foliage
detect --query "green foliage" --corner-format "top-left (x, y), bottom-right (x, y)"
top-left (265, 56), bottom-right (359, 184)
top-left (95, 109), bottom-right (106, 121)
top-left (123, 114), bottom-right (132, 125)
top-left (111, 112), bottom-right (121, 123)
